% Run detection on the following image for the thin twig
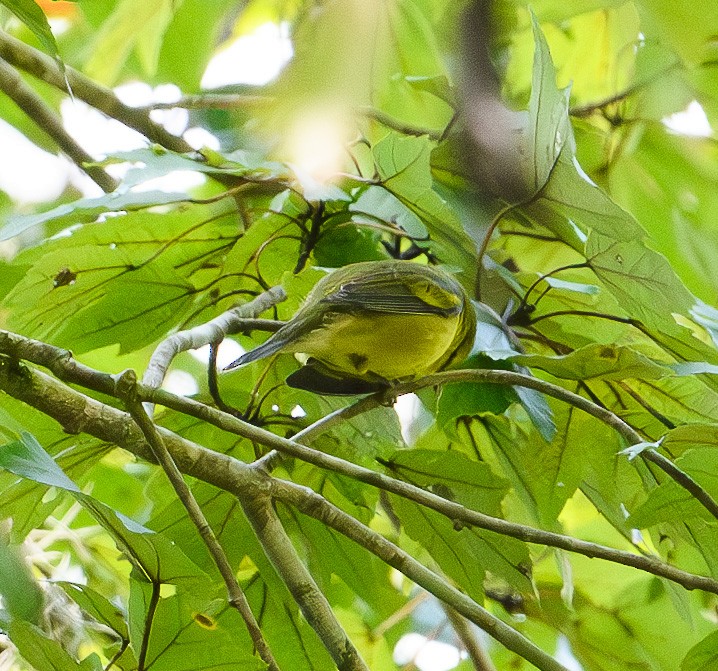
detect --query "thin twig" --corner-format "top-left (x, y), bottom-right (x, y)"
top-left (475, 202), bottom-right (515, 300)
top-left (358, 106), bottom-right (445, 140)
top-left (142, 287), bottom-right (286, 391)
top-left (252, 394), bottom-right (379, 472)
top-left (390, 370), bottom-right (718, 522)
top-left (143, 93), bottom-right (447, 140)
top-left (569, 60), bottom-right (682, 118)
top-left (0, 58), bottom-right (117, 192)
top-left (444, 603), bottom-right (497, 671)
top-left (145, 93), bottom-right (270, 111)
top-left (115, 370), bottom-right (280, 671)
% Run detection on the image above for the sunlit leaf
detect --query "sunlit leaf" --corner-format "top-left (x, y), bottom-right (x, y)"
top-left (1, 0), bottom-right (58, 57)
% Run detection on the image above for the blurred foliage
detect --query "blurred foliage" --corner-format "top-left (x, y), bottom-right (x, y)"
top-left (1, 1), bottom-right (718, 670)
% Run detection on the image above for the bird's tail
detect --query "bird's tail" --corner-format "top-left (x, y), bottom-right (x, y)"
top-left (223, 334), bottom-right (287, 371)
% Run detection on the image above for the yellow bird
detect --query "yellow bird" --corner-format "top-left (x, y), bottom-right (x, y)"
top-left (224, 260), bottom-right (476, 394)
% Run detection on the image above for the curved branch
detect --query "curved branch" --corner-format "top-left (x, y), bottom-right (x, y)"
top-left (0, 357), bottom-right (363, 670)
top-left (0, 357), bottom-right (561, 670)
top-left (442, 605), bottom-right (497, 671)
top-left (240, 491), bottom-right (369, 671)
top-left (392, 370), bottom-right (718, 521)
top-left (142, 287), bottom-right (286, 391)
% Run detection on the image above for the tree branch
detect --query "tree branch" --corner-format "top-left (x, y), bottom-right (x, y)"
top-left (1, 331), bottom-right (717, 597)
top-left (0, 356), bottom-right (367, 669)
top-left (0, 30), bottom-right (193, 154)
top-left (0, 357), bottom-right (564, 670)
top-left (0, 58), bottom-right (117, 192)
top-left (239, 491), bottom-right (369, 671)
top-left (116, 370), bottom-right (280, 671)
top-left (270, 478), bottom-right (566, 671)
top-left (390, 370), bottom-right (718, 522)
top-left (442, 605), bottom-right (497, 671)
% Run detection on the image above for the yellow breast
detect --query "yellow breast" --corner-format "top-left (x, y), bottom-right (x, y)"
top-left (290, 311), bottom-right (461, 381)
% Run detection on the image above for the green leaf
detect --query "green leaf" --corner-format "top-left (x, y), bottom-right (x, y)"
top-left (587, 232), bottom-right (694, 326)
top-left (84, 0), bottom-right (186, 83)
top-left (637, 0), bottom-right (718, 65)
top-left (384, 449), bottom-right (531, 591)
top-left (58, 582), bottom-right (129, 640)
top-left (0, 538), bottom-right (43, 624)
top-left (10, 620), bottom-right (103, 671)
top-left (469, 413), bottom-right (584, 526)
top-left (4, 202), bottom-right (238, 353)
top-left (538, 150), bottom-right (645, 245)
top-left (128, 575), bottom-right (265, 671)
top-left (287, 510), bottom-right (405, 620)
top-left (156, 0), bottom-right (239, 90)
top-left (103, 146), bottom-right (286, 186)
top-left (627, 481), bottom-right (703, 527)
top-left (436, 377), bottom-right (515, 435)
top-left (373, 132), bottom-right (477, 273)
top-left (682, 630), bottom-right (718, 671)
top-left (514, 384), bottom-right (557, 443)
top-left (513, 344), bottom-right (674, 381)
top-left (350, 185), bottom-right (428, 239)
top-left (0, 433), bottom-right (209, 586)
top-left (522, 13), bottom-right (572, 194)
top-left (0, 432), bottom-right (112, 541)
top-left (382, 448), bottom-right (509, 513)
top-left (662, 423), bottom-right (718, 456)
top-left (0, 433), bottom-right (79, 491)
top-left (313, 223), bottom-right (385, 267)
top-left (543, 276), bottom-right (600, 295)
top-left (55, 261), bottom-right (195, 354)
top-left (146, 479), bottom-right (337, 670)
top-left (0, 190), bottom-right (190, 242)
top-left (392, 494), bottom-right (531, 595)
top-left (1, 0), bottom-right (58, 57)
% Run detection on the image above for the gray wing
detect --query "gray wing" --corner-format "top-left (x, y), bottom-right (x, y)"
top-left (322, 276), bottom-right (455, 315)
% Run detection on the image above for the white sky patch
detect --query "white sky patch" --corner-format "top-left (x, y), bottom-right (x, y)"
top-left (132, 170), bottom-right (207, 193)
top-left (162, 369), bottom-right (199, 396)
top-left (290, 404), bottom-right (306, 418)
top-left (2, 25), bottom-right (287, 204)
top-left (184, 126), bottom-right (222, 150)
top-left (393, 633), bottom-right (464, 671)
top-left (59, 83), bottom-right (222, 195)
top-left (663, 100), bottom-right (712, 137)
top-left (201, 22), bottom-right (293, 88)
top-left (394, 393), bottom-right (433, 446)
top-left (555, 636), bottom-right (584, 671)
top-left (190, 340), bottom-right (246, 369)
top-left (0, 120), bottom-right (69, 203)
